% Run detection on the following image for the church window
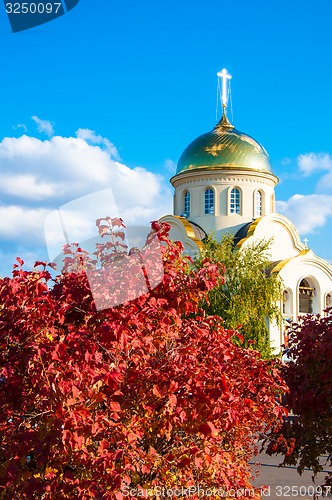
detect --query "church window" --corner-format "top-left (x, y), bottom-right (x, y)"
top-left (204, 188), bottom-right (214, 214)
top-left (184, 191), bottom-right (190, 217)
top-left (255, 190), bottom-right (262, 217)
top-left (283, 289), bottom-right (293, 315)
top-left (299, 278), bottom-right (314, 314)
top-left (230, 188), bottom-right (240, 214)
top-left (326, 293), bottom-right (332, 308)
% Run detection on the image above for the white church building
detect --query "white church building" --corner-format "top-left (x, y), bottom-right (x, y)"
top-left (160, 70), bottom-right (332, 353)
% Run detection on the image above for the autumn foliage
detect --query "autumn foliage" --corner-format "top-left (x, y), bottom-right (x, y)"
top-left (265, 311), bottom-right (332, 489)
top-left (0, 219), bottom-right (286, 499)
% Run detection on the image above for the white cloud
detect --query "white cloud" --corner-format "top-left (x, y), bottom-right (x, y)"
top-left (164, 158), bottom-right (177, 174)
top-left (76, 128), bottom-right (119, 159)
top-left (0, 205), bottom-right (50, 243)
top-left (0, 174), bottom-right (56, 200)
top-left (296, 152), bottom-right (332, 192)
top-left (316, 172), bottom-right (332, 192)
top-left (0, 131), bottom-right (172, 269)
top-left (13, 123), bottom-right (28, 133)
top-left (277, 193), bottom-right (332, 234)
top-left (298, 152), bottom-right (332, 177)
top-left (31, 116), bottom-right (54, 137)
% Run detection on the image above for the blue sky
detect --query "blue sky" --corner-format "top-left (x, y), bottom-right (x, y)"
top-left (0, 0), bottom-right (332, 276)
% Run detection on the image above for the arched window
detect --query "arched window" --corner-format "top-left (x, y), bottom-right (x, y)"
top-left (283, 289), bottom-right (293, 315)
top-left (299, 278), bottom-right (314, 314)
top-left (326, 293), bottom-right (332, 308)
top-left (255, 190), bottom-right (262, 217)
top-left (230, 188), bottom-right (241, 214)
top-left (205, 188), bottom-right (214, 214)
top-left (184, 191), bottom-right (190, 217)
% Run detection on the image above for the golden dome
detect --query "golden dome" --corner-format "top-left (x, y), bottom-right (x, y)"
top-left (175, 113), bottom-right (273, 175)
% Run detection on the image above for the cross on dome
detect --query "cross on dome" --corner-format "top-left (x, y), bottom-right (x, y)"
top-left (217, 68), bottom-right (232, 108)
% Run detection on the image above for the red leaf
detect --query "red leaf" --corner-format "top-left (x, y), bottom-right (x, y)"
top-left (195, 456), bottom-right (204, 468)
top-left (168, 394), bottom-right (177, 408)
top-left (127, 432), bottom-right (137, 444)
top-left (198, 423), bottom-right (212, 436)
top-left (110, 401), bottom-right (121, 412)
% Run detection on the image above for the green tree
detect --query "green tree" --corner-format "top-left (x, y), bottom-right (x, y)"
top-left (195, 233), bottom-right (283, 357)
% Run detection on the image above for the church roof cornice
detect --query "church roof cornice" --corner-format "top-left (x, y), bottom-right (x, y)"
top-left (171, 167), bottom-right (279, 186)
top-left (272, 249), bottom-right (332, 278)
top-left (158, 215), bottom-right (205, 252)
top-left (234, 214), bottom-right (305, 254)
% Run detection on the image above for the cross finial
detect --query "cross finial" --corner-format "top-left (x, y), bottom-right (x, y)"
top-left (304, 238), bottom-right (309, 248)
top-left (217, 68), bottom-right (232, 108)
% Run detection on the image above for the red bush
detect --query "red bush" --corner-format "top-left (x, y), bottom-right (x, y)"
top-left (0, 219), bottom-right (286, 499)
top-left (265, 312), bottom-right (332, 490)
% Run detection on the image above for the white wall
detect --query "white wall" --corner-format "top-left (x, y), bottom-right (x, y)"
top-left (172, 168), bottom-right (277, 234)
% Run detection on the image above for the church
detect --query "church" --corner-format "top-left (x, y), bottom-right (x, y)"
top-left (160, 70), bottom-right (332, 353)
